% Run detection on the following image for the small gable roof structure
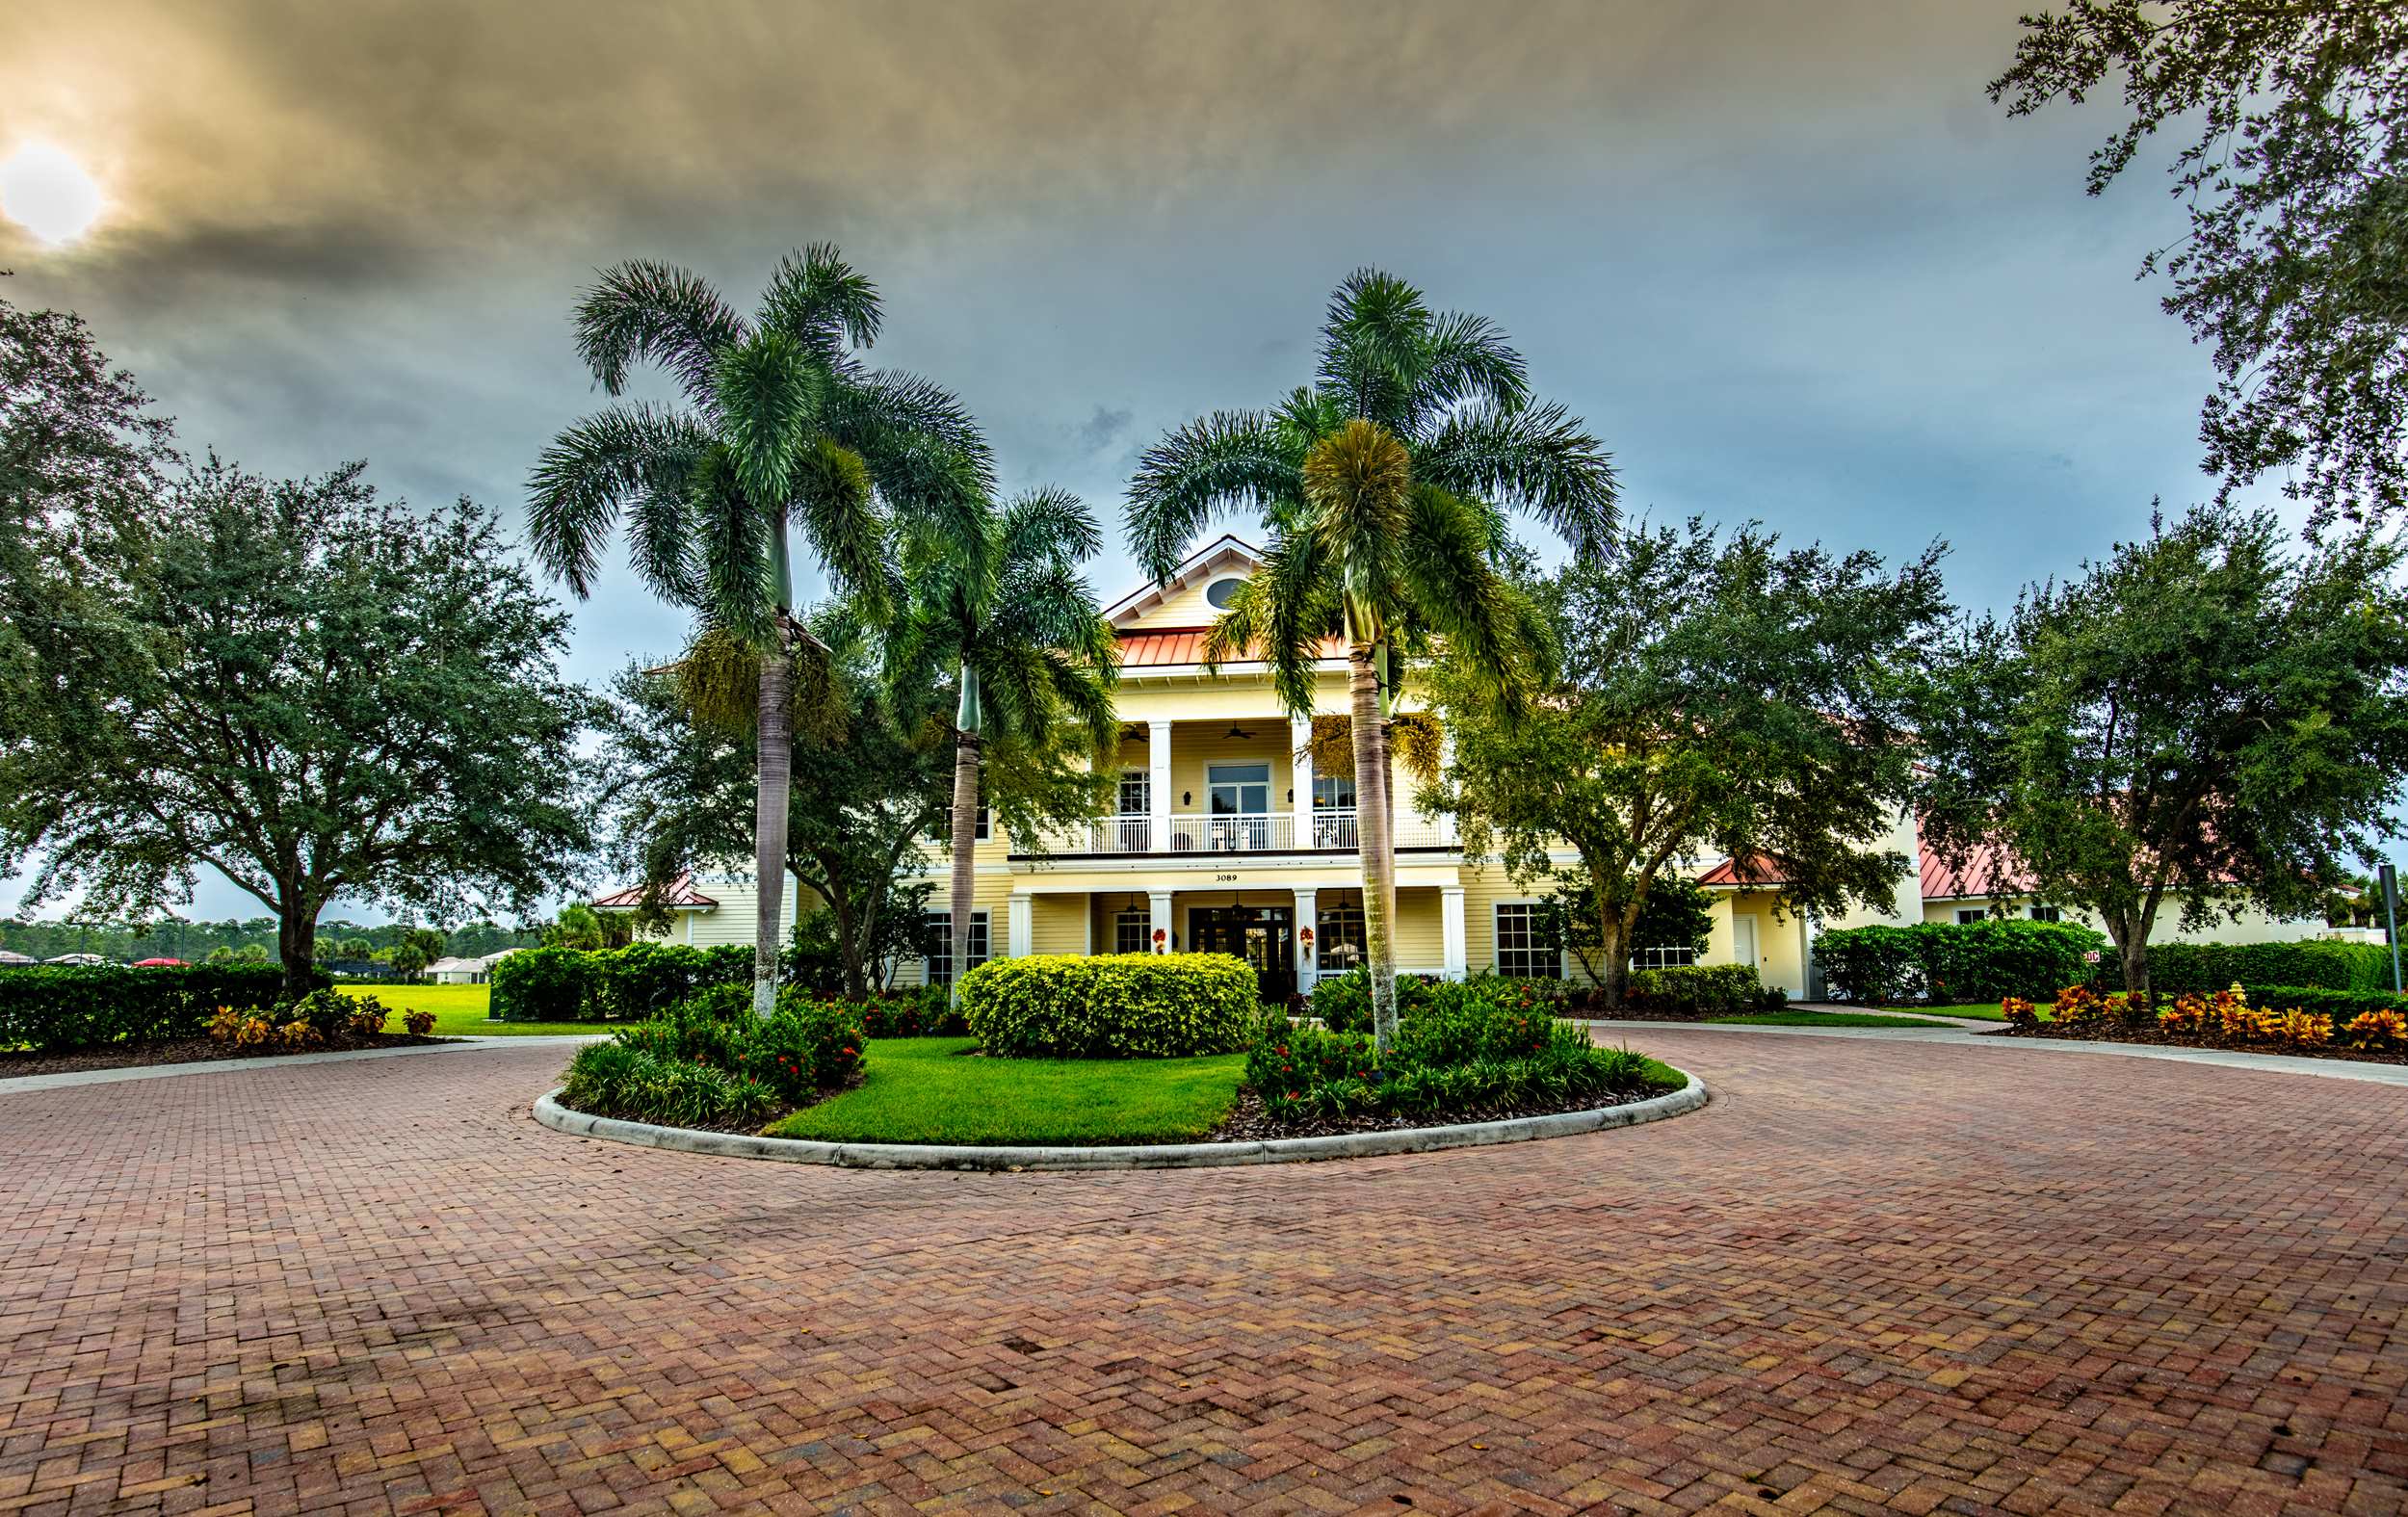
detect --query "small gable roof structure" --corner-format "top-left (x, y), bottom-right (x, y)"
top-left (591, 872), bottom-right (720, 912)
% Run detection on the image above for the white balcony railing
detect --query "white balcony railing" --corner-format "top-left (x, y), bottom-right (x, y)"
top-left (1022, 808), bottom-right (1452, 857)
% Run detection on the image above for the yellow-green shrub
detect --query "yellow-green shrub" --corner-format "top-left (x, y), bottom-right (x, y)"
top-left (958, 953), bottom-right (1260, 1059)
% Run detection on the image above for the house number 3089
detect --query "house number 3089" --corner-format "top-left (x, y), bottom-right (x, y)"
top-left (1214, 873), bottom-right (1241, 883)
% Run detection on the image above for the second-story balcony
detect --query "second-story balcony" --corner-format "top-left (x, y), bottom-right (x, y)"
top-left (1022, 809), bottom-right (1453, 859)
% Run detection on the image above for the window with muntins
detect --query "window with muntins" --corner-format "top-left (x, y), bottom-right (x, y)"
top-left (1317, 902), bottom-right (1365, 972)
top-left (1118, 771), bottom-right (1149, 816)
top-left (1113, 910), bottom-right (1148, 955)
top-left (922, 910), bottom-right (989, 986)
top-left (1956, 908), bottom-right (1986, 925)
top-left (2028, 905), bottom-right (2061, 923)
top-left (1495, 902), bottom-right (1558, 978)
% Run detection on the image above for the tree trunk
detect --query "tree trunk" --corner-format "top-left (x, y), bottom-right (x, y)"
top-left (276, 889), bottom-right (318, 999)
top-left (753, 646), bottom-right (793, 1019)
top-left (2112, 919), bottom-right (2151, 1008)
top-left (949, 730), bottom-right (982, 1007)
top-left (1349, 647), bottom-right (1400, 1054)
top-left (1595, 897), bottom-right (1631, 1011)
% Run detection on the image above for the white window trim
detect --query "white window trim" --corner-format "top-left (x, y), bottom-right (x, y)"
top-left (1492, 898), bottom-right (1565, 979)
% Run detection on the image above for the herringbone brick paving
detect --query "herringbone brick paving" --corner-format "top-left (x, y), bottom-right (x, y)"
top-left (3, 1033), bottom-right (2404, 1516)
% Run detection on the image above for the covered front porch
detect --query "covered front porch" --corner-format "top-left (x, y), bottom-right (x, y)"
top-left (1007, 880), bottom-right (1467, 1001)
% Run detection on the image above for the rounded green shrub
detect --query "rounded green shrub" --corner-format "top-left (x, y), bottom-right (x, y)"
top-left (489, 945), bottom-right (596, 1022)
top-left (959, 952), bottom-right (1259, 1058)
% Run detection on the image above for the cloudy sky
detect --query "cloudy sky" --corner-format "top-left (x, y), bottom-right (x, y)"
top-left (0, 0), bottom-right (2277, 922)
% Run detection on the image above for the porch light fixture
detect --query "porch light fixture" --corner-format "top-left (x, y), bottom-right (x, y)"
top-left (1181, 791), bottom-right (1191, 806)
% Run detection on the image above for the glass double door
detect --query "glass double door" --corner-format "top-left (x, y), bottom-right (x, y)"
top-left (1189, 904), bottom-right (1296, 1001)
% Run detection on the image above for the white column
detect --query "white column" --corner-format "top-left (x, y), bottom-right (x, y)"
top-left (1293, 887), bottom-right (1319, 991)
top-left (1007, 894), bottom-right (1034, 959)
top-left (1441, 886), bottom-right (1468, 981)
top-left (1147, 719), bottom-right (1173, 852)
top-left (1148, 890), bottom-right (1174, 954)
top-left (1290, 716), bottom-right (1315, 850)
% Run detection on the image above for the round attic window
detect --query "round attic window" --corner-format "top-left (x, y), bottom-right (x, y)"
top-left (1204, 576), bottom-right (1245, 610)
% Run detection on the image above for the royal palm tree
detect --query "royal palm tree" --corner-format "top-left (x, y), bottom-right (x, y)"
top-left (896, 486), bottom-right (1118, 1000)
top-left (530, 248), bottom-right (989, 1016)
top-left (1127, 270), bottom-right (1617, 1051)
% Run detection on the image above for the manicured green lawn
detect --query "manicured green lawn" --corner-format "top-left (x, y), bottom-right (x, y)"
top-left (767, 1037), bottom-right (1246, 1145)
top-left (1708, 1010), bottom-right (1957, 1028)
top-left (336, 982), bottom-right (610, 1037)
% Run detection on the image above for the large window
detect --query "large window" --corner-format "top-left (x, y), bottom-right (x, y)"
top-left (1495, 902), bottom-right (1560, 978)
top-left (1317, 898), bottom-right (1365, 973)
top-left (925, 807), bottom-right (991, 843)
top-left (1631, 946), bottom-right (1698, 972)
top-left (1114, 909), bottom-right (1149, 955)
top-left (2028, 905), bottom-right (2062, 924)
top-left (922, 910), bottom-right (989, 986)
top-left (1117, 770), bottom-right (1150, 816)
top-left (1206, 762), bottom-right (1270, 815)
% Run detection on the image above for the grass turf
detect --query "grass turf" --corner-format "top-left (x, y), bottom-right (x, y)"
top-left (1917, 1003), bottom-right (2012, 1021)
top-left (766, 1036), bottom-right (1245, 1146)
top-left (335, 982), bottom-right (611, 1037)
top-left (1707, 1010), bottom-right (1956, 1028)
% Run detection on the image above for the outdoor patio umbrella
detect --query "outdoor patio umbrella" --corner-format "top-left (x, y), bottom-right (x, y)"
top-left (131, 957), bottom-right (187, 967)
top-left (43, 953), bottom-right (106, 965)
top-left (0, 951), bottom-right (33, 966)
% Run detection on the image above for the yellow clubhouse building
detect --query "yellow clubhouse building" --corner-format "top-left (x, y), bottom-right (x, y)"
top-left (597, 536), bottom-right (2316, 999)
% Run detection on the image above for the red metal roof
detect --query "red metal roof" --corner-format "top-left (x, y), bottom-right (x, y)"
top-left (1115, 626), bottom-right (1347, 668)
top-left (592, 872), bottom-right (719, 910)
top-left (1697, 853), bottom-right (1794, 887)
top-left (1918, 839), bottom-right (2031, 900)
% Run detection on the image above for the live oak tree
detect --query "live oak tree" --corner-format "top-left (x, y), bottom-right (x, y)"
top-left (1918, 502), bottom-right (2408, 1004)
top-left (1427, 520), bottom-right (1950, 1010)
top-left (1993, 1), bottom-right (2408, 524)
top-left (0, 458), bottom-right (594, 994)
top-left (1127, 269), bottom-right (1616, 1052)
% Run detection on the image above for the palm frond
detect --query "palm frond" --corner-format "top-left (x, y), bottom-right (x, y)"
top-left (713, 330), bottom-right (829, 506)
top-left (1317, 268), bottom-right (1430, 430)
top-left (1416, 399), bottom-right (1619, 560)
top-left (1124, 409), bottom-right (1296, 582)
top-left (572, 261), bottom-right (746, 405)
top-left (789, 439), bottom-right (892, 616)
top-left (823, 371), bottom-right (994, 547)
top-left (1001, 485), bottom-right (1103, 570)
top-left (688, 450), bottom-right (778, 640)
top-left (757, 243), bottom-right (882, 358)
top-left (1303, 419), bottom-right (1413, 637)
top-left (524, 404), bottom-right (710, 597)
top-left (1396, 484), bottom-right (1538, 710)
top-left (1413, 310), bottom-right (1530, 422)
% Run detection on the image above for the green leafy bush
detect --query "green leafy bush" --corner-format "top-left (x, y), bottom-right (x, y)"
top-left (0, 963), bottom-right (322, 1051)
top-left (1308, 967), bottom-right (1437, 1032)
top-left (959, 953), bottom-right (1259, 1058)
top-left (2135, 940), bottom-right (2392, 994)
top-left (1246, 999), bottom-right (1670, 1125)
top-left (556, 987), bottom-right (865, 1126)
top-left (491, 940), bottom-right (751, 1021)
top-left (852, 984), bottom-right (967, 1038)
top-left (1626, 963), bottom-right (1766, 1014)
top-left (1812, 919), bottom-right (2109, 1004)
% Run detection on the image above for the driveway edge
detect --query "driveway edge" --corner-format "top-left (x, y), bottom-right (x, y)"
top-left (531, 1068), bottom-right (1707, 1170)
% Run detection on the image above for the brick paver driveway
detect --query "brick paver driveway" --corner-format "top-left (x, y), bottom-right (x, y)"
top-left (4, 1033), bottom-right (2406, 1517)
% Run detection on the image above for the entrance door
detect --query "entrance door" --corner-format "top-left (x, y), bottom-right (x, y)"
top-left (1206, 763), bottom-right (1271, 850)
top-left (1731, 914), bottom-right (1759, 978)
top-left (1191, 904), bottom-right (1296, 1001)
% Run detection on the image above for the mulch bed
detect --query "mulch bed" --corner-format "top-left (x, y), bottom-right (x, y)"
top-left (1204, 1082), bottom-right (1678, 1143)
top-left (1978, 1020), bottom-right (2408, 1066)
top-left (0, 1032), bottom-right (453, 1080)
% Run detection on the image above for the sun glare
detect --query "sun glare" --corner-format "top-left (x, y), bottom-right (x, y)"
top-left (0, 143), bottom-right (104, 247)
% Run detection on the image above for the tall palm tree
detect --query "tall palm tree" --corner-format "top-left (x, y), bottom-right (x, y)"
top-left (529, 248), bottom-right (989, 1016)
top-left (1127, 270), bottom-right (1617, 1052)
top-left (896, 486), bottom-right (1118, 1001)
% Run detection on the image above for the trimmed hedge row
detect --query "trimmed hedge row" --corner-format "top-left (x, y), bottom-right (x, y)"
top-left (489, 941), bottom-right (752, 1022)
top-left (1627, 963), bottom-right (1772, 1014)
top-left (2130, 940), bottom-right (2393, 994)
top-left (558, 988), bottom-right (867, 1129)
top-left (958, 953), bottom-right (1260, 1058)
top-left (1248, 998), bottom-right (1673, 1123)
top-left (0, 963), bottom-right (327, 1051)
top-left (1813, 919), bottom-right (2110, 1004)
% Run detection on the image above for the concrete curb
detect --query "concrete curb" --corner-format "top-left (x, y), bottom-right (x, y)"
top-left (0, 1032), bottom-right (610, 1096)
top-left (531, 1068), bottom-right (1708, 1171)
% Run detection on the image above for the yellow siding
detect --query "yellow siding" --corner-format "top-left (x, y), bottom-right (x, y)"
top-left (1030, 895), bottom-right (1086, 955)
top-left (1393, 887), bottom-right (1444, 974)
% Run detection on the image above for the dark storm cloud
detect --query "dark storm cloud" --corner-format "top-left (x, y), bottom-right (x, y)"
top-left (0, 0), bottom-right (2269, 917)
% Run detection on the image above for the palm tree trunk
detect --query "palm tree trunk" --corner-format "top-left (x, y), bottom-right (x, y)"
top-left (948, 730), bottom-right (982, 1006)
top-left (1349, 646), bottom-right (1400, 1053)
top-left (752, 646), bottom-right (792, 1019)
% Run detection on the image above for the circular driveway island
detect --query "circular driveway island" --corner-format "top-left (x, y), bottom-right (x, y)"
top-left (2, 1031), bottom-right (2403, 1514)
